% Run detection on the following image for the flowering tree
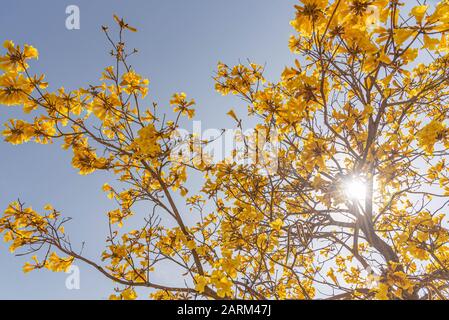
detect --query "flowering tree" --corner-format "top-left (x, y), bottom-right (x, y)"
top-left (2, 1), bottom-right (449, 300)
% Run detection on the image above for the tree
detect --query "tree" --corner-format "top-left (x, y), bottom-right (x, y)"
top-left (1, 1), bottom-right (449, 300)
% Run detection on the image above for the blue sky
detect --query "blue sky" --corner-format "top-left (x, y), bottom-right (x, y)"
top-left (0, 0), bottom-right (297, 299)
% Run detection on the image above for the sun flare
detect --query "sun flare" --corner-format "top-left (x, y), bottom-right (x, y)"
top-left (344, 178), bottom-right (367, 202)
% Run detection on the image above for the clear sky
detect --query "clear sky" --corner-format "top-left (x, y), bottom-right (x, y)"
top-left (0, 0), bottom-right (297, 299)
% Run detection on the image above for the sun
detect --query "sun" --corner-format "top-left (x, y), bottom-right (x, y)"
top-left (344, 177), bottom-right (367, 202)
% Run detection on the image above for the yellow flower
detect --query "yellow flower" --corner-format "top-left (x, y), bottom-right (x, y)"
top-left (170, 92), bottom-right (196, 118)
top-left (410, 5), bottom-right (428, 24)
top-left (216, 276), bottom-right (233, 298)
top-left (269, 218), bottom-right (283, 231)
top-left (417, 120), bottom-right (447, 154)
top-left (91, 92), bottom-right (121, 121)
top-left (393, 28), bottom-right (416, 46)
top-left (23, 262), bottom-right (35, 274)
top-left (194, 275), bottom-right (209, 293)
top-left (120, 70), bottom-right (149, 97)
top-left (2, 119), bottom-right (34, 145)
top-left (226, 109), bottom-right (239, 122)
top-left (326, 267), bottom-right (338, 285)
top-left (72, 147), bottom-right (110, 175)
top-left (113, 15), bottom-right (137, 32)
top-left (422, 34), bottom-right (440, 50)
top-left (0, 40), bottom-right (38, 72)
top-left (374, 283), bottom-right (389, 300)
top-left (0, 72), bottom-right (34, 106)
top-left (45, 252), bottom-right (74, 272)
top-left (121, 287), bottom-right (137, 300)
top-left (290, 0), bottom-right (328, 37)
top-left (131, 124), bottom-right (161, 158)
top-left (23, 45), bottom-right (39, 60)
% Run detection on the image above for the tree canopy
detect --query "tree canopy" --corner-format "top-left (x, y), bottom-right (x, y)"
top-left (2, 1), bottom-right (449, 300)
